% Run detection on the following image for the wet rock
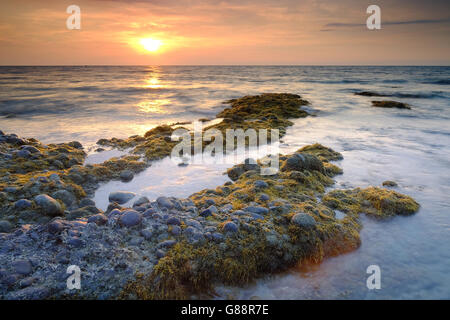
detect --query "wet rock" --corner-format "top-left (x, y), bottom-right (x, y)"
top-left (371, 100), bottom-right (411, 109)
top-left (87, 214), bottom-right (108, 226)
top-left (34, 194), bottom-right (64, 217)
top-left (14, 199), bottom-right (32, 210)
top-left (20, 145), bottom-right (39, 153)
top-left (254, 180), bottom-right (269, 189)
top-left (245, 206), bottom-right (269, 215)
top-left (119, 170), bottom-right (134, 182)
top-left (52, 190), bottom-right (76, 207)
top-left (156, 196), bottom-right (173, 209)
top-left (68, 237), bottom-right (84, 247)
top-left (291, 213), bottom-right (316, 228)
top-left (109, 191), bottom-right (136, 204)
top-left (119, 210), bottom-right (142, 227)
top-left (170, 225), bottom-right (181, 236)
top-left (158, 239), bottom-right (176, 248)
top-left (68, 141), bottom-right (83, 149)
top-left (13, 260), bottom-right (33, 276)
top-left (79, 198), bottom-right (96, 207)
top-left (281, 153), bottom-right (324, 173)
top-left (0, 220), bottom-right (13, 233)
top-left (133, 196), bottom-right (149, 207)
top-left (48, 220), bottom-right (64, 234)
top-left (166, 217), bottom-right (181, 226)
top-left (186, 219), bottom-right (202, 230)
top-left (382, 180), bottom-right (398, 187)
top-left (222, 221), bottom-right (238, 233)
top-left (258, 193), bottom-right (270, 201)
top-left (141, 228), bottom-right (154, 240)
top-left (17, 149), bottom-right (31, 159)
top-left (156, 249), bottom-right (166, 259)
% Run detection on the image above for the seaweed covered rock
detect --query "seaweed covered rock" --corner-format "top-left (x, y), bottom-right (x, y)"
top-left (371, 100), bottom-right (411, 109)
top-left (281, 153), bottom-right (324, 173)
top-left (323, 187), bottom-right (419, 219)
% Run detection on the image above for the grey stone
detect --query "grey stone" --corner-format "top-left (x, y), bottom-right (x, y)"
top-left (166, 216), bottom-right (181, 225)
top-left (13, 260), bottom-right (33, 275)
top-left (254, 180), bottom-right (269, 189)
top-left (52, 190), bottom-right (76, 207)
top-left (133, 196), bottom-right (150, 207)
top-left (68, 237), bottom-right (84, 247)
top-left (87, 213), bottom-right (108, 226)
top-left (0, 220), bottom-right (13, 233)
top-left (259, 193), bottom-right (270, 201)
top-left (281, 153), bottom-right (324, 173)
top-left (109, 191), bottom-right (136, 204)
top-left (34, 194), bottom-right (64, 216)
top-left (223, 221), bottom-right (238, 233)
top-left (156, 196), bottom-right (173, 209)
top-left (170, 225), bottom-right (181, 236)
top-left (158, 239), bottom-right (176, 248)
top-left (291, 213), bottom-right (317, 228)
top-left (79, 198), bottom-right (96, 207)
top-left (119, 210), bottom-right (142, 227)
top-left (48, 220), bottom-right (64, 234)
top-left (119, 170), bottom-right (134, 182)
top-left (245, 206), bottom-right (269, 215)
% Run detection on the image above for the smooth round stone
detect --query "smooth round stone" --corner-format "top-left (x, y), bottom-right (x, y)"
top-left (14, 199), bottom-right (32, 210)
top-left (119, 170), bottom-right (134, 182)
top-left (52, 190), bottom-right (76, 207)
top-left (68, 237), bottom-right (84, 248)
top-left (133, 196), bottom-right (150, 207)
top-left (16, 149), bottom-right (31, 158)
top-left (34, 194), bottom-right (64, 216)
top-left (48, 220), bottom-right (64, 234)
top-left (166, 216), bottom-right (181, 226)
top-left (119, 210), bottom-right (142, 227)
top-left (291, 213), bottom-right (317, 228)
top-left (87, 213), bottom-right (108, 226)
top-left (108, 191), bottom-right (136, 204)
top-left (80, 198), bottom-right (96, 207)
top-left (259, 193), bottom-right (270, 201)
top-left (0, 220), bottom-right (13, 233)
top-left (223, 221), bottom-right (238, 233)
top-left (156, 196), bottom-right (174, 209)
top-left (254, 180), bottom-right (269, 189)
top-left (170, 225), bottom-right (181, 235)
top-left (245, 206), bottom-right (269, 215)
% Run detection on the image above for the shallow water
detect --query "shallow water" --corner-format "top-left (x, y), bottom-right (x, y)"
top-left (1, 66), bottom-right (449, 299)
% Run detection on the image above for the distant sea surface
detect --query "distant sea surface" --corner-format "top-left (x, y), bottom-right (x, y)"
top-left (0, 66), bottom-right (449, 299)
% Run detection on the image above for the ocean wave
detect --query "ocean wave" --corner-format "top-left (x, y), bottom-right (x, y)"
top-left (424, 79), bottom-right (450, 85)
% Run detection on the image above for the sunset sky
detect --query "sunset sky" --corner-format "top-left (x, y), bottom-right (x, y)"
top-left (1, 0), bottom-right (449, 65)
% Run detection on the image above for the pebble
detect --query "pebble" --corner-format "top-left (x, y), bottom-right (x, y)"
top-left (119, 210), bottom-right (142, 227)
top-left (156, 196), bottom-right (174, 209)
top-left (13, 260), bottom-right (33, 275)
top-left (245, 206), bottom-right (269, 215)
top-left (291, 213), bottom-right (317, 228)
top-left (119, 170), bottom-right (134, 182)
top-left (223, 221), bottom-right (238, 233)
top-left (109, 191), bottom-right (136, 204)
top-left (34, 194), bottom-right (64, 216)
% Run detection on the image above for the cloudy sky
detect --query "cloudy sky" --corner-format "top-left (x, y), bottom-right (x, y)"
top-left (0, 0), bottom-right (449, 65)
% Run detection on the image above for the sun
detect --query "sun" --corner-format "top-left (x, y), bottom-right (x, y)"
top-left (140, 38), bottom-right (162, 52)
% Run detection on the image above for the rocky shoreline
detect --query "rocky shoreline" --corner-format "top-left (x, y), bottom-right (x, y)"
top-left (0, 93), bottom-right (420, 299)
